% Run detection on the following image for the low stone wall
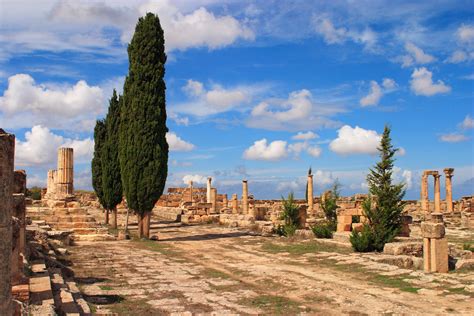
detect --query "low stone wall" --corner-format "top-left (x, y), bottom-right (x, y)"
top-left (153, 206), bottom-right (182, 222)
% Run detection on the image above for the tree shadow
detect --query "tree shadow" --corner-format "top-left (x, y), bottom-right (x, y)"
top-left (74, 276), bottom-right (110, 285)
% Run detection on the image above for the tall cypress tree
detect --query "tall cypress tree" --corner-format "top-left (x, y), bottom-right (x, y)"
top-left (119, 13), bottom-right (168, 238)
top-left (92, 119), bottom-right (107, 222)
top-left (102, 90), bottom-right (123, 229)
top-left (350, 125), bottom-right (406, 252)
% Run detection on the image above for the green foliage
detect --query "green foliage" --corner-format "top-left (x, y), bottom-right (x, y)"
top-left (351, 215), bottom-right (360, 223)
top-left (92, 119), bottom-right (107, 208)
top-left (321, 181), bottom-right (340, 225)
top-left (463, 243), bottom-right (474, 252)
top-left (101, 90), bottom-right (123, 210)
top-left (26, 186), bottom-right (42, 200)
top-left (351, 125), bottom-right (406, 252)
top-left (119, 13), bottom-right (169, 215)
top-left (280, 192), bottom-right (300, 226)
top-left (272, 224), bottom-right (298, 237)
top-left (350, 224), bottom-right (375, 252)
top-left (312, 222), bottom-right (335, 239)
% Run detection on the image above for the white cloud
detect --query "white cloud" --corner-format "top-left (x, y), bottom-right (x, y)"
top-left (439, 133), bottom-right (469, 143)
top-left (360, 78), bottom-right (397, 107)
top-left (182, 174), bottom-right (207, 186)
top-left (313, 17), bottom-right (376, 49)
top-left (397, 147), bottom-right (407, 156)
top-left (247, 89), bottom-right (343, 131)
top-left (446, 50), bottom-right (470, 63)
top-left (393, 167), bottom-right (413, 190)
top-left (306, 146), bottom-right (322, 158)
top-left (398, 42), bottom-right (436, 67)
top-left (168, 112), bottom-right (189, 126)
top-left (360, 81), bottom-right (383, 107)
top-left (459, 115), bottom-right (474, 129)
top-left (410, 67), bottom-right (451, 96)
top-left (0, 74), bottom-right (105, 131)
top-left (292, 131), bottom-right (318, 140)
top-left (457, 24), bottom-right (474, 43)
top-left (313, 170), bottom-right (335, 186)
top-left (174, 79), bottom-right (260, 117)
top-left (15, 125), bottom-right (93, 167)
top-left (329, 125), bottom-right (381, 155)
top-left (166, 132), bottom-right (195, 152)
top-left (243, 139), bottom-right (288, 161)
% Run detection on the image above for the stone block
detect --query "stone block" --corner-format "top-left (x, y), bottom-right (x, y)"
top-left (351, 223), bottom-right (363, 232)
top-left (423, 238), bottom-right (431, 272)
top-left (421, 222), bottom-right (445, 239)
top-left (383, 242), bottom-right (423, 256)
top-left (455, 259), bottom-right (474, 270)
top-left (430, 238), bottom-right (448, 273)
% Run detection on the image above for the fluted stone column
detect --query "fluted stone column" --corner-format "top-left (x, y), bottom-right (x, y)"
top-left (434, 174), bottom-right (441, 212)
top-left (0, 129), bottom-right (14, 315)
top-left (307, 174), bottom-right (314, 213)
top-left (242, 180), bottom-right (249, 214)
top-left (444, 168), bottom-right (454, 212)
top-left (421, 174), bottom-right (429, 212)
top-left (56, 148), bottom-right (74, 198)
top-left (206, 177), bottom-right (212, 203)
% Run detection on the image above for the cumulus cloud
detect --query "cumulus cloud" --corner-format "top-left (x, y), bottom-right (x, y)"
top-left (292, 131), bottom-right (318, 140)
top-left (445, 50), bottom-right (473, 63)
top-left (410, 67), bottom-right (451, 96)
top-left (313, 17), bottom-right (376, 49)
top-left (457, 24), bottom-right (474, 43)
top-left (393, 167), bottom-right (413, 190)
top-left (166, 132), bottom-right (195, 152)
top-left (175, 79), bottom-right (261, 117)
top-left (15, 125), bottom-right (93, 167)
top-left (329, 125), bottom-right (381, 155)
top-left (400, 42), bottom-right (436, 67)
top-left (247, 89), bottom-right (343, 131)
top-left (360, 78), bottom-right (397, 107)
top-left (439, 133), bottom-right (469, 143)
top-left (459, 115), bottom-right (474, 129)
top-left (182, 174), bottom-right (207, 186)
top-left (360, 81), bottom-right (383, 107)
top-left (0, 74), bottom-right (105, 131)
top-left (243, 139), bottom-right (288, 161)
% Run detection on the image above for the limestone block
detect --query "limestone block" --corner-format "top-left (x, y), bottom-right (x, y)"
top-left (421, 222), bottom-right (445, 239)
top-left (423, 238), bottom-right (431, 272)
top-left (455, 259), bottom-right (474, 270)
top-left (430, 238), bottom-right (448, 273)
top-left (383, 242), bottom-right (423, 256)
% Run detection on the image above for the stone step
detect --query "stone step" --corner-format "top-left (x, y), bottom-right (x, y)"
top-left (29, 275), bottom-right (54, 306)
top-left (54, 222), bottom-right (101, 229)
top-left (333, 231), bottom-right (351, 243)
top-left (64, 227), bottom-right (109, 235)
top-left (73, 234), bottom-right (117, 241)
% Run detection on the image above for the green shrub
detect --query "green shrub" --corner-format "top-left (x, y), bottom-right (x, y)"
top-left (463, 243), bottom-right (474, 252)
top-left (280, 192), bottom-right (300, 227)
top-left (349, 224), bottom-right (375, 252)
top-left (26, 186), bottom-right (42, 200)
top-left (312, 223), bottom-right (334, 238)
top-left (273, 223), bottom-right (298, 237)
top-left (321, 181), bottom-right (340, 226)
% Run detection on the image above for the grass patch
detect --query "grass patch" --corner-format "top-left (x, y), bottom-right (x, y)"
top-left (261, 240), bottom-right (350, 255)
top-left (131, 239), bottom-right (178, 256)
top-left (370, 274), bottom-right (420, 293)
top-left (446, 287), bottom-right (473, 297)
top-left (201, 268), bottom-right (232, 279)
top-left (239, 295), bottom-right (308, 315)
top-left (107, 297), bottom-right (160, 315)
top-left (99, 285), bottom-right (114, 291)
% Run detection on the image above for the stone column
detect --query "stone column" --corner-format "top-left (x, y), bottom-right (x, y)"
top-left (242, 180), bottom-right (249, 214)
top-left (0, 129), bottom-right (14, 315)
top-left (210, 188), bottom-right (217, 213)
top-left (56, 148), bottom-right (74, 198)
top-left (231, 194), bottom-right (238, 214)
top-left (223, 194), bottom-right (228, 208)
top-left (206, 177), bottom-right (212, 203)
top-left (434, 174), bottom-right (441, 212)
top-left (421, 174), bottom-right (429, 212)
top-left (444, 168), bottom-right (454, 212)
top-left (307, 174), bottom-right (314, 213)
top-left (421, 213), bottom-right (448, 273)
top-left (189, 181), bottom-right (193, 203)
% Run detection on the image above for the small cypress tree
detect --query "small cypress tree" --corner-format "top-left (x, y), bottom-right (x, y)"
top-left (102, 90), bottom-right (123, 229)
top-left (350, 125), bottom-right (406, 252)
top-left (92, 119), bottom-right (107, 221)
top-left (119, 13), bottom-right (168, 238)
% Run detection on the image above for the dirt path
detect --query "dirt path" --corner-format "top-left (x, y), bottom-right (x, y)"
top-left (69, 223), bottom-right (473, 315)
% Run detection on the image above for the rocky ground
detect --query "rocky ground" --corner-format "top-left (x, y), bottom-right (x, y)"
top-left (67, 223), bottom-right (474, 315)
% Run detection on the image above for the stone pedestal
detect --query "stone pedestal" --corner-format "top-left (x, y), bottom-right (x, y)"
top-left (242, 180), bottom-right (249, 214)
top-left (307, 174), bottom-right (313, 213)
top-left (0, 130), bottom-right (14, 316)
top-left (421, 213), bottom-right (448, 273)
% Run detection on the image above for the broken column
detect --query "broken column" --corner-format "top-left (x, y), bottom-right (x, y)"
top-left (231, 194), bottom-right (238, 214)
top-left (444, 168), bottom-right (454, 212)
top-left (210, 188), bottom-right (217, 214)
top-left (46, 169), bottom-right (57, 197)
top-left (222, 194), bottom-right (228, 209)
top-left (434, 173), bottom-right (441, 212)
top-left (242, 180), bottom-right (249, 214)
top-left (0, 129), bottom-right (14, 315)
top-left (421, 213), bottom-right (448, 273)
top-left (56, 148), bottom-right (74, 199)
top-left (307, 173), bottom-right (314, 213)
top-left (421, 173), bottom-right (429, 212)
top-left (206, 177), bottom-right (212, 203)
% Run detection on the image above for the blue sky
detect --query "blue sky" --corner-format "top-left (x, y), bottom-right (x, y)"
top-left (0, 0), bottom-right (473, 200)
